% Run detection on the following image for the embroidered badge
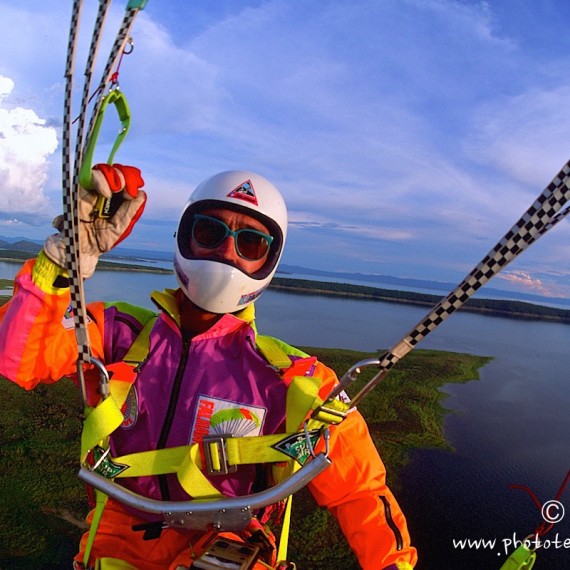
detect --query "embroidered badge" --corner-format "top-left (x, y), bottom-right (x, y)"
top-left (189, 395), bottom-right (266, 444)
top-left (238, 285), bottom-right (267, 306)
top-left (61, 303), bottom-right (91, 330)
top-left (272, 430), bottom-right (321, 465)
top-left (226, 180), bottom-right (258, 206)
top-left (120, 386), bottom-right (138, 430)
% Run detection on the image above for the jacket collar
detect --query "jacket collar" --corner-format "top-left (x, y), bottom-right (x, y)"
top-left (151, 288), bottom-right (256, 330)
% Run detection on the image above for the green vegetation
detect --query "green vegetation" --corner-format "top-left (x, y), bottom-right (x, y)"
top-left (1, 278), bottom-right (12, 306)
top-left (0, 379), bottom-right (85, 570)
top-left (287, 347), bottom-right (490, 569)
top-left (0, 251), bottom-right (171, 274)
top-left (0, 348), bottom-right (489, 569)
top-left (271, 277), bottom-right (570, 323)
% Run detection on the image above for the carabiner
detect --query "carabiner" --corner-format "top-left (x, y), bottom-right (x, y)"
top-left (499, 536), bottom-right (537, 570)
top-left (90, 356), bottom-right (111, 400)
top-left (79, 89), bottom-right (131, 217)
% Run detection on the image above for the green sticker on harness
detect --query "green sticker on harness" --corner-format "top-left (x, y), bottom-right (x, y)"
top-left (272, 430), bottom-right (321, 465)
top-left (92, 446), bottom-right (129, 478)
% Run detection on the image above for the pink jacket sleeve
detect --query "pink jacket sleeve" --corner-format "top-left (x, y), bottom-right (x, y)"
top-left (0, 257), bottom-right (105, 389)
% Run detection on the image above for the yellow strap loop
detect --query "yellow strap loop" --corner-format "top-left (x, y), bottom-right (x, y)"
top-left (255, 335), bottom-right (293, 369)
top-left (83, 489), bottom-right (108, 566)
top-left (285, 375), bottom-right (322, 432)
top-left (81, 394), bottom-right (125, 462)
top-left (95, 558), bottom-right (138, 570)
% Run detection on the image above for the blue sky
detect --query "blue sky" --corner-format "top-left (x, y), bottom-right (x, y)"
top-left (1, 1), bottom-right (570, 299)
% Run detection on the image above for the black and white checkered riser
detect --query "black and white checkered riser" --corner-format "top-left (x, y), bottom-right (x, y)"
top-left (377, 160), bottom-right (570, 372)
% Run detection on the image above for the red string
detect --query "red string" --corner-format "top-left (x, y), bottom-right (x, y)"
top-left (72, 42), bottom-right (131, 125)
top-left (509, 468), bottom-right (570, 537)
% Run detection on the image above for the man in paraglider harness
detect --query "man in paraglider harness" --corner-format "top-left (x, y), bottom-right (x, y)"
top-left (0, 166), bottom-right (417, 570)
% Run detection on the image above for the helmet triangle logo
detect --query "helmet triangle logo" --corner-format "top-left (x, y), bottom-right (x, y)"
top-left (227, 180), bottom-right (258, 206)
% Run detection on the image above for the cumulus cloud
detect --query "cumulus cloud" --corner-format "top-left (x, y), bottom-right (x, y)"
top-left (0, 218), bottom-right (23, 226)
top-left (495, 269), bottom-right (557, 296)
top-left (0, 75), bottom-right (58, 222)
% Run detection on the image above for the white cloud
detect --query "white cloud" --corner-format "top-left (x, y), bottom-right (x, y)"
top-left (0, 77), bottom-right (14, 98)
top-left (467, 86), bottom-right (570, 188)
top-left (0, 75), bottom-right (58, 219)
top-left (495, 269), bottom-right (566, 298)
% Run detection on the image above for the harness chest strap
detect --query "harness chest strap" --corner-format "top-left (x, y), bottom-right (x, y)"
top-left (81, 330), bottom-right (349, 498)
top-left (102, 372), bottom-right (335, 500)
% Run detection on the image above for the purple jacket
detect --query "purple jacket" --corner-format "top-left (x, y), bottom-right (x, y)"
top-left (100, 291), bottom-right (292, 510)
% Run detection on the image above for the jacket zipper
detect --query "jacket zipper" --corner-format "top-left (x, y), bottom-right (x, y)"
top-left (380, 495), bottom-right (404, 551)
top-left (157, 337), bottom-right (191, 500)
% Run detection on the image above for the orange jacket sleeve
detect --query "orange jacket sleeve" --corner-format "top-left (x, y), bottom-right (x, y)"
top-left (307, 362), bottom-right (417, 570)
top-left (0, 256), bottom-right (105, 389)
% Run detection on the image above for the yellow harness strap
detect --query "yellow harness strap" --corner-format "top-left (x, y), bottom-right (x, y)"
top-left (111, 430), bottom-right (303, 474)
top-left (82, 317), bottom-right (157, 566)
top-left (95, 558), bottom-right (138, 569)
top-left (84, 488), bottom-right (109, 566)
top-left (255, 334), bottom-right (294, 369)
top-left (110, 394), bottom-right (322, 499)
top-left (81, 329), bottom-right (344, 566)
top-left (81, 317), bottom-right (157, 462)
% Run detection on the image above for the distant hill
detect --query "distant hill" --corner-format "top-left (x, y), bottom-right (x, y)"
top-left (0, 235), bottom-right (43, 246)
top-left (0, 237), bottom-right (43, 253)
top-left (6, 240), bottom-right (42, 253)
top-left (2, 236), bottom-right (568, 310)
top-left (0, 236), bottom-right (170, 263)
top-left (279, 263), bottom-right (459, 292)
top-left (278, 264), bottom-right (570, 309)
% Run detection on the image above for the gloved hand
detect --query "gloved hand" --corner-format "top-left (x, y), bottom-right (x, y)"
top-left (44, 163), bottom-right (146, 279)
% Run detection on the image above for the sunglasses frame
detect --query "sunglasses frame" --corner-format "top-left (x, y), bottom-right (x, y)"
top-left (191, 213), bottom-right (274, 261)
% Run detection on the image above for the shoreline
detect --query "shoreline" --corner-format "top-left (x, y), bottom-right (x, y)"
top-left (270, 277), bottom-right (570, 324)
top-left (2, 255), bottom-right (568, 323)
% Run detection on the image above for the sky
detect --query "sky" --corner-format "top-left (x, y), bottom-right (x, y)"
top-left (1, 0), bottom-right (570, 300)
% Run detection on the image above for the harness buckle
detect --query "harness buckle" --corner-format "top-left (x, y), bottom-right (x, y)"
top-left (193, 537), bottom-right (260, 569)
top-left (203, 434), bottom-right (238, 476)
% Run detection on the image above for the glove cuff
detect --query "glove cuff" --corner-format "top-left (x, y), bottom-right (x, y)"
top-left (43, 232), bottom-right (67, 269)
top-left (43, 233), bottom-right (99, 280)
top-left (33, 250), bottom-right (70, 295)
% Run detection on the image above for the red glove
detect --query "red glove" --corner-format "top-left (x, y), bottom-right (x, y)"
top-left (92, 163), bottom-right (145, 199)
top-left (44, 164), bottom-right (147, 278)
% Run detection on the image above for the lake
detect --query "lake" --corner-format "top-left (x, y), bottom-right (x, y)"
top-left (2, 260), bottom-right (569, 569)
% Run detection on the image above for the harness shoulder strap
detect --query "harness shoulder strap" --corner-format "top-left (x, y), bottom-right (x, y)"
top-left (256, 334), bottom-right (306, 369)
top-left (123, 314), bottom-right (158, 365)
top-left (81, 315), bottom-right (158, 461)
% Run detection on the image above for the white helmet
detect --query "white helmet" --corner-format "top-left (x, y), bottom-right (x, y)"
top-left (174, 170), bottom-right (287, 313)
